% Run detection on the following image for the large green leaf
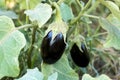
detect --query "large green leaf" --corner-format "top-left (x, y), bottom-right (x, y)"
top-left (0, 16), bottom-right (26, 79)
top-left (60, 3), bottom-right (74, 22)
top-left (82, 74), bottom-right (111, 80)
top-left (15, 68), bottom-right (44, 80)
top-left (99, 18), bottom-right (120, 50)
top-left (24, 3), bottom-right (52, 28)
top-left (41, 54), bottom-right (79, 80)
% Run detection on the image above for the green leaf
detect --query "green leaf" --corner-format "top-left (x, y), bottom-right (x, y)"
top-left (15, 67), bottom-right (44, 80)
top-left (0, 16), bottom-right (26, 78)
top-left (24, 3), bottom-right (52, 28)
top-left (48, 72), bottom-right (58, 80)
top-left (18, 0), bottom-right (42, 9)
top-left (41, 54), bottom-right (79, 80)
top-left (0, 10), bottom-right (18, 19)
top-left (60, 3), bottom-right (74, 22)
top-left (99, 18), bottom-right (120, 50)
top-left (82, 74), bottom-right (111, 80)
top-left (101, 1), bottom-right (120, 21)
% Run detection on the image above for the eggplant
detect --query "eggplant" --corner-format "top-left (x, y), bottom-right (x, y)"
top-left (70, 43), bottom-right (90, 67)
top-left (41, 31), bottom-right (66, 64)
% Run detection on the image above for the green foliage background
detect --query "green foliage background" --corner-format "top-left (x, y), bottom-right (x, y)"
top-left (0, 0), bottom-right (120, 80)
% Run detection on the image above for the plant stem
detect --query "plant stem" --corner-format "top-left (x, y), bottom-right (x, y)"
top-left (57, 0), bottom-right (64, 4)
top-left (16, 24), bottom-right (38, 68)
top-left (66, 25), bottom-right (77, 38)
top-left (27, 26), bottom-right (38, 68)
top-left (52, 2), bottom-right (62, 22)
top-left (92, 32), bottom-right (108, 38)
top-left (26, 0), bottom-right (30, 24)
top-left (86, 1), bottom-right (100, 14)
top-left (90, 64), bottom-right (99, 76)
top-left (70, 0), bottom-right (92, 24)
top-left (17, 19), bottom-right (23, 25)
top-left (16, 24), bottom-right (34, 30)
top-left (75, 0), bottom-right (83, 9)
top-left (87, 23), bottom-right (91, 36)
top-left (94, 25), bottom-right (101, 35)
top-left (68, 0), bottom-right (92, 38)
top-left (83, 14), bottom-right (100, 19)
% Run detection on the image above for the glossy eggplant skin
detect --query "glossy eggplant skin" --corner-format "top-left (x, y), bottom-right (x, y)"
top-left (41, 31), bottom-right (66, 64)
top-left (70, 43), bottom-right (90, 67)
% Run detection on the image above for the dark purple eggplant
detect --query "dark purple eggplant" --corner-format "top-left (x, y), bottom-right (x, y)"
top-left (70, 43), bottom-right (90, 67)
top-left (41, 31), bottom-right (66, 64)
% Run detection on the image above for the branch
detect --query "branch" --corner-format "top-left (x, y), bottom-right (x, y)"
top-left (70, 0), bottom-right (92, 24)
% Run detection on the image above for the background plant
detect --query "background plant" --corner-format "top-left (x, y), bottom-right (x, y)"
top-left (0, 0), bottom-right (120, 80)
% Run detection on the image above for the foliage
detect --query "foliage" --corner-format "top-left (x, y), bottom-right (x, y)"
top-left (15, 68), bottom-right (44, 80)
top-left (82, 74), bottom-right (111, 80)
top-left (41, 54), bottom-right (78, 80)
top-left (0, 16), bottom-right (26, 79)
top-left (99, 18), bottom-right (120, 49)
top-left (0, 0), bottom-right (120, 80)
top-left (24, 3), bottom-right (52, 28)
